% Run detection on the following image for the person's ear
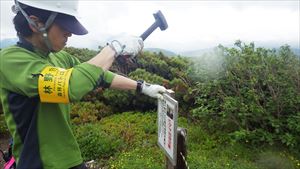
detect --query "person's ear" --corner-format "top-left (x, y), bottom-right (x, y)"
top-left (28, 15), bottom-right (45, 32)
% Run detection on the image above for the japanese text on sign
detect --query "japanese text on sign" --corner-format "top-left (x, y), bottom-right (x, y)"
top-left (158, 92), bottom-right (178, 166)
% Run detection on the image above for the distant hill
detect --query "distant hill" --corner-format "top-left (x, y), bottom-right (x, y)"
top-left (144, 48), bottom-right (177, 57)
top-left (291, 48), bottom-right (300, 56)
top-left (180, 46), bottom-right (300, 57)
top-left (179, 48), bottom-right (215, 57)
top-left (0, 38), bottom-right (18, 48)
top-left (1, 38), bottom-right (298, 57)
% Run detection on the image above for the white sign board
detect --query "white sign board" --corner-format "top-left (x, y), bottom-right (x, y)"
top-left (157, 93), bottom-right (178, 166)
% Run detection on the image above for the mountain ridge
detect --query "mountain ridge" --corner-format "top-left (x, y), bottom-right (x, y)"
top-left (0, 38), bottom-right (18, 48)
top-left (1, 38), bottom-right (299, 56)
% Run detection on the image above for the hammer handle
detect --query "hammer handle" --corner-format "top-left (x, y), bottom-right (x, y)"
top-left (140, 22), bottom-right (159, 41)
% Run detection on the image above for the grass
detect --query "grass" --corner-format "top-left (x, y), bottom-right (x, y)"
top-left (73, 111), bottom-right (300, 169)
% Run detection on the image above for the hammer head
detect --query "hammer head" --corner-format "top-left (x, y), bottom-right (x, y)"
top-left (153, 10), bottom-right (168, 31)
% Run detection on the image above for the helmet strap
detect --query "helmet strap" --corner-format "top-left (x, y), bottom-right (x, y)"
top-left (38, 12), bottom-right (57, 52)
top-left (14, 0), bottom-right (38, 29)
top-left (14, 0), bottom-right (58, 53)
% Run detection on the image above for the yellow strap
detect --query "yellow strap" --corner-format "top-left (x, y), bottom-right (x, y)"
top-left (38, 66), bottom-right (73, 103)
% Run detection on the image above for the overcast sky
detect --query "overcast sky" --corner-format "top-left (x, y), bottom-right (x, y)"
top-left (1, 0), bottom-right (299, 52)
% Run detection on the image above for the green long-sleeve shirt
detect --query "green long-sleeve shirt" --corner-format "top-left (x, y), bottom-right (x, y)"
top-left (0, 43), bottom-right (115, 168)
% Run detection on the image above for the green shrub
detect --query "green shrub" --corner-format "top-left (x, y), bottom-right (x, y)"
top-left (64, 47), bottom-right (98, 62)
top-left (100, 112), bottom-right (164, 169)
top-left (102, 89), bottom-right (134, 112)
top-left (70, 101), bottom-right (113, 125)
top-left (73, 124), bottom-right (123, 161)
top-left (137, 51), bottom-right (172, 80)
top-left (255, 151), bottom-right (295, 169)
top-left (109, 147), bottom-right (164, 169)
top-left (71, 111), bottom-right (300, 169)
top-left (0, 103), bottom-right (9, 136)
top-left (0, 112), bottom-right (9, 136)
top-left (191, 41), bottom-right (300, 149)
top-left (77, 51), bottom-right (193, 115)
top-left (99, 112), bottom-right (157, 147)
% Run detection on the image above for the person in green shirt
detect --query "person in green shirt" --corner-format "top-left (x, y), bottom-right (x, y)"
top-left (0, 0), bottom-right (166, 168)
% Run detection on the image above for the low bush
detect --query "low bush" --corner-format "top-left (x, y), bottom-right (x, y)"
top-left (109, 147), bottom-right (164, 169)
top-left (255, 151), bottom-right (296, 169)
top-left (99, 112), bottom-right (158, 147)
top-left (191, 41), bottom-right (300, 149)
top-left (73, 124), bottom-right (123, 161)
top-left (72, 111), bottom-right (300, 169)
top-left (64, 47), bottom-right (98, 62)
top-left (71, 101), bottom-right (113, 125)
top-left (0, 113), bottom-right (9, 136)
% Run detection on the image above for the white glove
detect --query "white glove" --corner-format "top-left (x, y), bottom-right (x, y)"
top-left (141, 81), bottom-right (167, 99)
top-left (109, 35), bottom-right (144, 58)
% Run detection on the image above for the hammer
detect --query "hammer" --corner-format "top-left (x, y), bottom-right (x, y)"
top-left (115, 10), bottom-right (168, 66)
top-left (140, 10), bottom-right (168, 40)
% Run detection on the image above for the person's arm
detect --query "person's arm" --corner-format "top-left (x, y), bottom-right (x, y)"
top-left (68, 35), bottom-right (143, 101)
top-left (109, 74), bottom-right (167, 99)
top-left (110, 74), bottom-right (137, 90)
top-left (0, 36), bottom-right (144, 103)
top-left (87, 35), bottom-right (143, 71)
top-left (86, 46), bottom-right (116, 71)
top-left (85, 36), bottom-right (166, 98)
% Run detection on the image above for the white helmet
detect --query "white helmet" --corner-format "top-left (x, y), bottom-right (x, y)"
top-left (15, 0), bottom-right (79, 17)
top-left (12, 0), bottom-right (88, 36)
top-left (12, 0), bottom-right (88, 52)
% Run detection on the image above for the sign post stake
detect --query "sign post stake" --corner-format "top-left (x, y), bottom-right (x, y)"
top-left (174, 127), bottom-right (187, 169)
